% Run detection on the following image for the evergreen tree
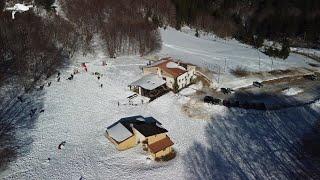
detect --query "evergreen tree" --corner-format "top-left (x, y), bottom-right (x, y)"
top-left (195, 29), bottom-right (200, 37)
top-left (35, 0), bottom-right (55, 10)
top-left (0, 0), bottom-right (4, 11)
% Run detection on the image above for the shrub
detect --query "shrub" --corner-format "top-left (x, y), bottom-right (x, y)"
top-left (230, 66), bottom-right (251, 77)
top-left (35, 0), bottom-right (55, 10)
top-left (162, 150), bottom-right (176, 161)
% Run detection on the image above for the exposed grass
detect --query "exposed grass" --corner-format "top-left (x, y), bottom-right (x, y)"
top-left (269, 69), bottom-right (294, 76)
top-left (230, 66), bottom-right (251, 77)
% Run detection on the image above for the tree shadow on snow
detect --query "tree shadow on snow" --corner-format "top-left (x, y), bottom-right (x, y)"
top-left (183, 94), bottom-right (320, 179)
top-left (0, 89), bottom-right (44, 172)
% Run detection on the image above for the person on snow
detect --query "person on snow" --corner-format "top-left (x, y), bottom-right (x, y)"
top-left (57, 77), bottom-right (60, 82)
top-left (58, 141), bottom-right (66, 149)
top-left (29, 108), bottom-right (37, 117)
top-left (17, 96), bottom-right (23, 103)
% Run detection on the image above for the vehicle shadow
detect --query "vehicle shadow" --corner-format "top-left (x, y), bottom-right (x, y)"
top-left (0, 89), bottom-right (44, 172)
top-left (183, 96), bottom-right (320, 179)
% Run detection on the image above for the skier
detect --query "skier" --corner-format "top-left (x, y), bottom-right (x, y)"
top-left (17, 96), bottom-right (23, 103)
top-left (58, 141), bottom-right (66, 149)
top-left (57, 77), bottom-right (60, 82)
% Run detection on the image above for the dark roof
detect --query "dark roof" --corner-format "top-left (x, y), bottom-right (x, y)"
top-left (148, 136), bottom-right (174, 153)
top-left (133, 123), bottom-right (168, 137)
top-left (107, 116), bottom-right (162, 132)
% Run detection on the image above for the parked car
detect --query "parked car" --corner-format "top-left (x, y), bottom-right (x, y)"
top-left (204, 96), bottom-right (222, 105)
top-left (221, 88), bottom-right (233, 94)
top-left (253, 81), bottom-right (263, 88)
top-left (304, 74), bottom-right (317, 81)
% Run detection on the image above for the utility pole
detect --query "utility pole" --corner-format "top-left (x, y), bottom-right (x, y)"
top-left (218, 65), bottom-right (221, 83)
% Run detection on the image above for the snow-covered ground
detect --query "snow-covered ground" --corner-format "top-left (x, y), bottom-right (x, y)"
top-left (158, 27), bottom-right (320, 89)
top-left (1, 28), bottom-right (320, 179)
top-left (282, 87), bottom-right (304, 96)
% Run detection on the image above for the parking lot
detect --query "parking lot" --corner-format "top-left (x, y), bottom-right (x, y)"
top-left (206, 72), bottom-right (320, 109)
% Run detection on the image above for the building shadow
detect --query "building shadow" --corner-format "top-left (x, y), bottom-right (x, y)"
top-left (0, 89), bottom-right (44, 172)
top-left (183, 94), bottom-right (320, 179)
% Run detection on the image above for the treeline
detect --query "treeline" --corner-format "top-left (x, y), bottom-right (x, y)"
top-left (0, 0), bottom-right (171, 89)
top-left (60, 0), bottom-right (170, 57)
top-left (169, 0), bottom-right (320, 48)
top-left (0, 10), bottom-right (77, 90)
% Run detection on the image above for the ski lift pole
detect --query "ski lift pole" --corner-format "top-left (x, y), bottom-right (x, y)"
top-left (224, 58), bottom-right (227, 73)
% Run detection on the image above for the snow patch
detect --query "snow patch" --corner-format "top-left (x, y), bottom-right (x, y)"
top-left (5, 3), bottom-right (33, 19)
top-left (106, 122), bottom-right (133, 142)
top-left (166, 62), bottom-right (186, 71)
top-left (282, 87), bottom-right (304, 96)
top-left (179, 87), bottom-right (196, 96)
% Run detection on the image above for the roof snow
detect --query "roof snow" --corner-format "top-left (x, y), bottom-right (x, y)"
top-left (166, 61), bottom-right (186, 71)
top-left (106, 123), bottom-right (133, 143)
top-left (5, 3), bottom-right (33, 19)
top-left (130, 74), bottom-right (166, 90)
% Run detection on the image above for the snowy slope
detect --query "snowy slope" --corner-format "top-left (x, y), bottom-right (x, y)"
top-left (158, 27), bottom-right (320, 89)
top-left (1, 28), bottom-right (320, 179)
top-left (159, 27), bottom-right (317, 72)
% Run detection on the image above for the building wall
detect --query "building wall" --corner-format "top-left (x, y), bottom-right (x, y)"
top-left (165, 76), bottom-right (175, 89)
top-left (117, 135), bottom-right (137, 150)
top-left (143, 67), bottom-right (158, 75)
top-left (147, 133), bottom-right (167, 144)
top-left (150, 146), bottom-right (173, 159)
top-left (107, 134), bottom-right (137, 151)
top-left (133, 129), bottom-right (167, 145)
top-left (133, 128), bottom-right (146, 143)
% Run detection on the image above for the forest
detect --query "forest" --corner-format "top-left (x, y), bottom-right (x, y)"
top-left (0, 0), bottom-right (172, 89)
top-left (1, 0), bottom-right (320, 90)
top-left (170, 0), bottom-right (320, 48)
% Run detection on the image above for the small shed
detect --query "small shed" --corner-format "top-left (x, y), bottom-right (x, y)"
top-left (129, 74), bottom-right (167, 98)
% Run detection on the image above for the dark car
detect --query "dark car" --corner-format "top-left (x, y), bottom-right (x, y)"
top-left (304, 74), bottom-right (317, 81)
top-left (221, 88), bottom-right (233, 94)
top-left (204, 96), bottom-right (222, 105)
top-left (253, 81), bottom-right (263, 88)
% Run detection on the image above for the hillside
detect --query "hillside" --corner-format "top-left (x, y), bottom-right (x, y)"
top-left (1, 27), bottom-right (320, 179)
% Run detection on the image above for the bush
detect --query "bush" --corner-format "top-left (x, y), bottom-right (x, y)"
top-left (264, 40), bottom-right (290, 59)
top-left (230, 66), bottom-right (251, 77)
top-left (0, 1), bottom-right (4, 11)
top-left (35, 0), bottom-right (55, 10)
top-left (195, 29), bottom-right (200, 37)
top-left (162, 150), bottom-right (176, 161)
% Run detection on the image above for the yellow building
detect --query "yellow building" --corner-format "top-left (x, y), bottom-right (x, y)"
top-left (106, 116), bottom-right (174, 160)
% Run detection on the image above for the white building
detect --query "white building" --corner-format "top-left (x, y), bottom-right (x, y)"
top-left (142, 58), bottom-right (196, 91)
